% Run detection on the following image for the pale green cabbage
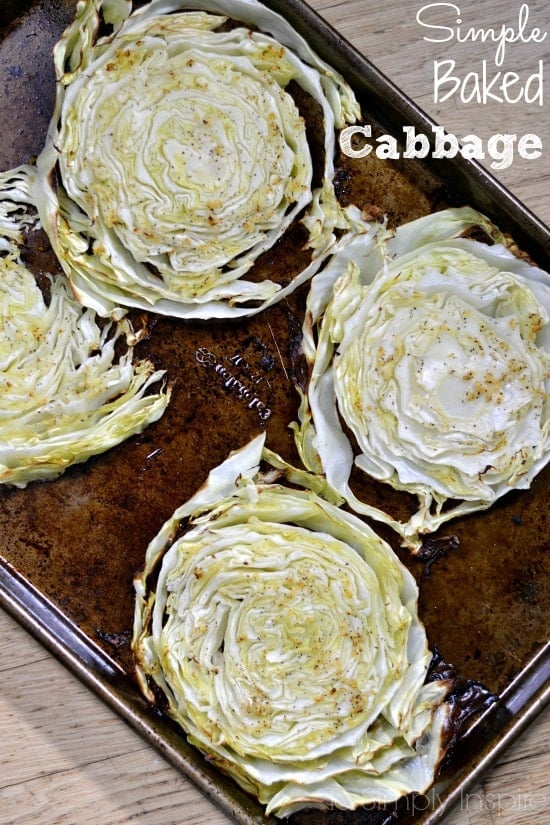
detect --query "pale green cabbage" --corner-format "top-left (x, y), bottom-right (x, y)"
top-left (31, 0), bottom-right (363, 320)
top-left (133, 434), bottom-right (451, 818)
top-left (0, 169), bottom-right (170, 487)
top-left (293, 207), bottom-right (550, 551)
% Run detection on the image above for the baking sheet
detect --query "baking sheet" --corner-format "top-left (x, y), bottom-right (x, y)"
top-left (0, 2), bottom-right (549, 824)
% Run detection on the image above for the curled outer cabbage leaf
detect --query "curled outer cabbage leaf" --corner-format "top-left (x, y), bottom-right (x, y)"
top-left (0, 169), bottom-right (170, 487)
top-left (33, 0), bottom-right (363, 320)
top-left (133, 434), bottom-right (451, 818)
top-left (293, 206), bottom-right (550, 552)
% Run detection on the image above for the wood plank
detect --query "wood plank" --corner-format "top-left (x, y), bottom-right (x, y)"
top-left (1, 610), bottom-right (549, 825)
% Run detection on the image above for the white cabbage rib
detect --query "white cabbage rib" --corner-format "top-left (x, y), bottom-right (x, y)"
top-left (133, 434), bottom-right (450, 818)
top-left (293, 207), bottom-right (550, 551)
top-left (0, 170), bottom-right (170, 487)
top-left (33, 0), bottom-right (363, 320)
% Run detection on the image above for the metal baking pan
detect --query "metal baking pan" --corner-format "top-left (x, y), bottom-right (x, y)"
top-left (0, 2), bottom-right (548, 824)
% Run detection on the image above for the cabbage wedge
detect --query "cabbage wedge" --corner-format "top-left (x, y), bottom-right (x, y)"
top-left (133, 434), bottom-right (451, 818)
top-left (0, 169), bottom-right (170, 487)
top-left (293, 207), bottom-right (550, 551)
top-left (32, 0), bottom-right (365, 320)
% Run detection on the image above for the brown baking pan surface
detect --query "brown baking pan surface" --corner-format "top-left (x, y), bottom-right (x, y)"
top-left (0, 2), bottom-right (548, 824)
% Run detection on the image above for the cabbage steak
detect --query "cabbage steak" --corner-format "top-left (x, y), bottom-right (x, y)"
top-left (133, 434), bottom-right (451, 818)
top-left (33, 0), bottom-right (364, 320)
top-left (293, 207), bottom-right (550, 551)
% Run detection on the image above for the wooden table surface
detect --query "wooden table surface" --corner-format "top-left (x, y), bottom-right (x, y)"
top-left (1, 1), bottom-right (548, 823)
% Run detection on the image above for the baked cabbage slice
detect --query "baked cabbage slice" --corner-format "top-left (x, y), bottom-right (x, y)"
top-left (0, 169), bottom-right (170, 487)
top-left (293, 206), bottom-right (550, 551)
top-left (133, 434), bottom-right (451, 818)
top-left (31, 0), bottom-right (364, 320)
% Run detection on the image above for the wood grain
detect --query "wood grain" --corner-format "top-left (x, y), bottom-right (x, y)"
top-left (1, 1), bottom-right (548, 823)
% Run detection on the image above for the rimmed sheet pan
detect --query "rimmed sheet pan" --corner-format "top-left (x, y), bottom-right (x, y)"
top-left (0, 2), bottom-right (548, 823)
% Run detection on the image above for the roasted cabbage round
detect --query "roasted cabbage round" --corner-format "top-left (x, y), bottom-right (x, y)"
top-left (293, 207), bottom-right (550, 551)
top-left (0, 169), bottom-right (170, 487)
top-left (133, 435), bottom-right (450, 818)
top-left (34, 0), bottom-right (363, 319)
